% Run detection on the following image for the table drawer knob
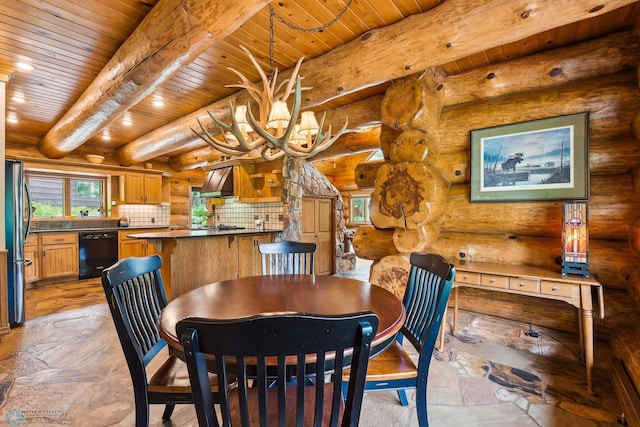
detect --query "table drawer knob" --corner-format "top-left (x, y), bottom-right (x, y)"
top-left (519, 283), bottom-right (526, 287)
top-left (489, 279), bottom-right (495, 283)
top-left (551, 287), bottom-right (559, 292)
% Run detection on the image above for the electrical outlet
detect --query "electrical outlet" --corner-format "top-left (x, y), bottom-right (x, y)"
top-left (265, 214), bottom-right (269, 222)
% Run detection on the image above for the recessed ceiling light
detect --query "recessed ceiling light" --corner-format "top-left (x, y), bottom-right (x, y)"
top-left (151, 99), bottom-right (164, 107)
top-left (6, 112), bottom-right (18, 123)
top-left (102, 131), bottom-right (111, 140)
top-left (11, 95), bottom-right (25, 103)
top-left (15, 62), bottom-right (34, 71)
top-left (122, 113), bottom-right (132, 126)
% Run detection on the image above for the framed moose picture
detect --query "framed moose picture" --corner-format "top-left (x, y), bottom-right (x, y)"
top-left (469, 112), bottom-right (589, 202)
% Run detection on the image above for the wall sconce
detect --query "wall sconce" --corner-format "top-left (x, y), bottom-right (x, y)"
top-left (562, 201), bottom-right (589, 277)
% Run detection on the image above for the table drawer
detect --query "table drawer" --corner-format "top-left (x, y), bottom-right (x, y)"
top-left (481, 274), bottom-right (508, 289)
top-left (509, 277), bottom-right (540, 293)
top-left (540, 281), bottom-right (574, 298)
top-left (41, 233), bottom-right (77, 245)
top-left (456, 271), bottom-right (480, 285)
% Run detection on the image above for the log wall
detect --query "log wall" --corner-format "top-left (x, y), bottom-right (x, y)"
top-left (354, 31), bottom-right (640, 334)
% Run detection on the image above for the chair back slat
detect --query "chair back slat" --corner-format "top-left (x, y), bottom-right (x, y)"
top-left (259, 241), bottom-right (317, 275)
top-left (401, 253), bottom-right (455, 353)
top-left (178, 312), bottom-right (378, 427)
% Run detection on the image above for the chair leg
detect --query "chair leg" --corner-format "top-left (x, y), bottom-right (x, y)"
top-left (397, 389), bottom-right (409, 406)
top-left (162, 404), bottom-right (176, 420)
top-left (133, 395), bottom-right (150, 427)
top-left (415, 384), bottom-right (429, 426)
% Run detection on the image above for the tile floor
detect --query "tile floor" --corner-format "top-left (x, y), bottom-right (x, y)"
top-left (0, 261), bottom-right (626, 426)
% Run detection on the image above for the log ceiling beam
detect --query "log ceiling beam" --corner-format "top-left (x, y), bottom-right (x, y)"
top-left (441, 30), bottom-right (640, 107)
top-left (113, 0), bottom-right (635, 168)
top-left (38, 0), bottom-right (269, 159)
top-left (296, 0), bottom-right (636, 107)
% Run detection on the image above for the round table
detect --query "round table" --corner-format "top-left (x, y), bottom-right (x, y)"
top-left (159, 274), bottom-right (406, 359)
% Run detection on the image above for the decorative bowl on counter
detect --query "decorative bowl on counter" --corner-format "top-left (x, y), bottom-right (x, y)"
top-left (85, 154), bottom-right (105, 164)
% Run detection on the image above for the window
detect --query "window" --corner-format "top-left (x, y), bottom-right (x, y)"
top-left (191, 188), bottom-right (208, 227)
top-left (70, 178), bottom-right (104, 217)
top-left (350, 196), bottom-right (370, 224)
top-left (26, 173), bottom-right (106, 218)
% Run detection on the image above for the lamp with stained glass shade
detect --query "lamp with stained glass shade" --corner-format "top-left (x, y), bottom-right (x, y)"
top-left (562, 201), bottom-right (589, 277)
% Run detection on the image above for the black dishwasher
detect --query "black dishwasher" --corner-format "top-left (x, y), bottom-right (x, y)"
top-left (78, 232), bottom-right (119, 279)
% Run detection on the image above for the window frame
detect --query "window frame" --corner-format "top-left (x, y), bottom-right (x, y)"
top-left (347, 192), bottom-right (372, 226)
top-left (26, 171), bottom-right (107, 218)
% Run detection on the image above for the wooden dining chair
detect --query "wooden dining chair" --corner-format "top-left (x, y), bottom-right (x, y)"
top-left (259, 240), bottom-right (317, 275)
top-left (178, 311), bottom-right (379, 427)
top-left (102, 255), bottom-right (228, 427)
top-left (344, 252), bottom-right (455, 427)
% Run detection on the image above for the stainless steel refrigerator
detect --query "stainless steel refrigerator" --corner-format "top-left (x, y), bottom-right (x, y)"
top-left (5, 159), bottom-right (32, 326)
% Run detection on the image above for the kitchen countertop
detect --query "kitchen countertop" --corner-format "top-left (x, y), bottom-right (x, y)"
top-left (128, 228), bottom-right (281, 239)
top-left (29, 225), bottom-right (171, 234)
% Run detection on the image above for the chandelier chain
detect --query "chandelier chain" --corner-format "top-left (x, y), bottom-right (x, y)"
top-left (270, 0), bottom-right (354, 33)
top-left (268, 0), bottom-right (353, 76)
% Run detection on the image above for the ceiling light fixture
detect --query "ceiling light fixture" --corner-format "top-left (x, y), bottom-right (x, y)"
top-left (151, 98), bottom-right (164, 107)
top-left (122, 113), bottom-right (132, 126)
top-left (102, 130), bottom-right (111, 140)
top-left (11, 95), bottom-right (25, 103)
top-left (6, 112), bottom-right (18, 124)
top-left (193, 2), bottom-right (352, 161)
top-left (15, 62), bottom-right (33, 71)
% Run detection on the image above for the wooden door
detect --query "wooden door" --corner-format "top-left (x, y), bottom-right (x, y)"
top-left (301, 197), bottom-right (333, 275)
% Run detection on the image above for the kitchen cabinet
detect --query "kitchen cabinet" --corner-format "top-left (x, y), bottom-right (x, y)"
top-left (24, 237), bottom-right (40, 283)
top-left (237, 233), bottom-right (272, 278)
top-left (204, 158), bottom-right (283, 202)
top-left (301, 196), bottom-right (333, 275)
top-left (39, 232), bottom-right (79, 279)
top-left (236, 162), bottom-right (283, 202)
top-left (242, 158), bottom-right (284, 202)
top-left (123, 173), bottom-right (162, 204)
top-left (118, 229), bottom-right (163, 259)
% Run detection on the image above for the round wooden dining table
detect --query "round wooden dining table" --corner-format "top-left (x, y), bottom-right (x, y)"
top-left (159, 274), bottom-right (406, 360)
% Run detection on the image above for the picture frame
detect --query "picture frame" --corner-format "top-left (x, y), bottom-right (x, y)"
top-left (470, 112), bottom-right (589, 202)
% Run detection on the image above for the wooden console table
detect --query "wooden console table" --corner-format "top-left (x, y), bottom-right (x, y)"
top-left (441, 260), bottom-right (604, 394)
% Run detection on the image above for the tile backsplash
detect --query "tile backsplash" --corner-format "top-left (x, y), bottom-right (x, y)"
top-left (212, 200), bottom-right (284, 230)
top-left (117, 204), bottom-right (170, 227)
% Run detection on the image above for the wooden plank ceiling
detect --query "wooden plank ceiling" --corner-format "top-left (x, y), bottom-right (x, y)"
top-left (1, 0), bottom-right (638, 173)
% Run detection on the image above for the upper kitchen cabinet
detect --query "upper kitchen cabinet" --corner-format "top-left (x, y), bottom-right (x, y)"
top-left (236, 158), bottom-right (283, 203)
top-left (202, 158), bottom-right (283, 203)
top-left (116, 172), bottom-right (164, 204)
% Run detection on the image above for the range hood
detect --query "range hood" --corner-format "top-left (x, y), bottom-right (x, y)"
top-left (200, 166), bottom-right (234, 197)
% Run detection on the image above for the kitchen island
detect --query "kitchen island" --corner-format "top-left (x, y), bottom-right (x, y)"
top-left (128, 228), bottom-right (281, 298)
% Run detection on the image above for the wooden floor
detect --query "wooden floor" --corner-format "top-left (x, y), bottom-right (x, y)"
top-left (0, 273), bottom-right (626, 426)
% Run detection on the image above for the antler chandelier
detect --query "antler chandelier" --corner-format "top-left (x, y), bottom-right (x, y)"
top-left (192, 4), bottom-right (351, 161)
